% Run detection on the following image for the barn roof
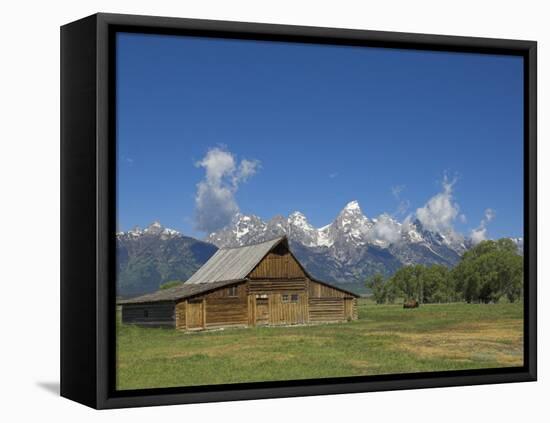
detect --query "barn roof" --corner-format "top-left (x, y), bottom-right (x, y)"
top-left (186, 237), bottom-right (284, 284)
top-left (117, 279), bottom-right (246, 304)
top-left (119, 236), bottom-right (359, 304)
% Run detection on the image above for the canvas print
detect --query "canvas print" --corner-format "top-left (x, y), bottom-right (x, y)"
top-left (115, 32), bottom-right (525, 391)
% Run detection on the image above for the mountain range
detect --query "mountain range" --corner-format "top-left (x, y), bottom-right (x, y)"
top-left (116, 201), bottom-right (523, 297)
top-left (206, 200), bottom-right (470, 282)
top-left (116, 222), bottom-right (216, 297)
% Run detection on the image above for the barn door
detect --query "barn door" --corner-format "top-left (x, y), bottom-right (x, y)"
top-left (255, 297), bottom-right (269, 326)
top-left (186, 299), bottom-right (204, 329)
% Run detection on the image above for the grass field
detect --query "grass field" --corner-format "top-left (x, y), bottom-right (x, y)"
top-left (116, 300), bottom-right (523, 390)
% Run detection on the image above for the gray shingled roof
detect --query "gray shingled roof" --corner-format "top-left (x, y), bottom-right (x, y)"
top-left (118, 279), bottom-right (245, 304)
top-left (185, 237), bottom-right (284, 284)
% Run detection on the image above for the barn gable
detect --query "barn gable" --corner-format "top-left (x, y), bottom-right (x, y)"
top-left (185, 237), bottom-right (284, 284)
top-left (248, 240), bottom-right (307, 280)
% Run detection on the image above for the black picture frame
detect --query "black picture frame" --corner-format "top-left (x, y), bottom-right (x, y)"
top-left (60, 12), bottom-right (537, 409)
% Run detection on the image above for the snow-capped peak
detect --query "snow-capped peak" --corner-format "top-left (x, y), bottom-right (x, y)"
top-left (206, 213), bottom-right (268, 246)
top-left (118, 221), bottom-right (181, 239)
top-left (127, 226), bottom-right (143, 237)
top-left (331, 200), bottom-right (372, 245)
top-left (287, 211), bottom-right (321, 247)
top-left (288, 211), bottom-right (312, 229)
top-left (343, 200), bottom-right (361, 212)
top-left (144, 221), bottom-right (163, 234)
top-left (162, 227), bottom-right (180, 236)
top-left (204, 200), bottom-right (477, 267)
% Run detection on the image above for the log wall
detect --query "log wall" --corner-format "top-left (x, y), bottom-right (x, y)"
top-left (205, 283), bottom-right (248, 328)
top-left (175, 282), bottom-right (248, 330)
top-left (308, 298), bottom-right (345, 322)
top-left (121, 302), bottom-right (175, 327)
top-left (175, 301), bottom-right (186, 330)
top-left (248, 279), bottom-right (306, 293)
top-left (308, 280), bottom-right (348, 298)
top-left (344, 298), bottom-right (358, 320)
top-left (307, 280), bottom-right (358, 322)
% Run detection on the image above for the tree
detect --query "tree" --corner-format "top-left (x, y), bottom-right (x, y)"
top-left (463, 272), bottom-right (480, 303)
top-left (422, 265), bottom-right (452, 303)
top-left (159, 280), bottom-right (184, 290)
top-left (389, 266), bottom-right (420, 302)
top-left (366, 273), bottom-right (387, 304)
top-left (505, 253), bottom-right (524, 302)
top-left (385, 279), bottom-right (398, 304)
top-left (452, 239), bottom-right (523, 303)
top-left (388, 264), bottom-right (454, 304)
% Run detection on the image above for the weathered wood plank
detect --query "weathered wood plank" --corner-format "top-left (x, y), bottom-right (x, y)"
top-left (308, 297), bottom-right (346, 322)
top-left (203, 285), bottom-right (248, 327)
top-left (308, 280), bottom-right (349, 298)
top-left (248, 279), bottom-right (306, 293)
top-left (249, 250), bottom-right (307, 279)
top-left (186, 299), bottom-right (203, 329)
top-left (121, 302), bottom-right (175, 327)
top-left (175, 300), bottom-right (186, 330)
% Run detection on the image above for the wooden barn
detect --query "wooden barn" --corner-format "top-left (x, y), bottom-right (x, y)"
top-left (119, 237), bottom-right (359, 330)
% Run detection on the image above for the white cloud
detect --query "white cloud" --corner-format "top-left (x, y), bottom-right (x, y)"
top-left (329, 172), bottom-right (338, 179)
top-left (401, 214), bottom-right (414, 233)
top-left (233, 159), bottom-right (260, 185)
top-left (365, 214), bottom-right (402, 245)
top-left (391, 185), bottom-right (405, 199)
top-left (415, 175), bottom-right (460, 235)
top-left (396, 199), bottom-right (410, 216)
top-left (194, 147), bottom-right (260, 233)
top-left (470, 208), bottom-right (496, 245)
top-left (390, 185), bottom-right (410, 216)
top-left (121, 155), bottom-right (134, 165)
top-left (470, 227), bottom-right (487, 245)
top-left (484, 208), bottom-right (496, 223)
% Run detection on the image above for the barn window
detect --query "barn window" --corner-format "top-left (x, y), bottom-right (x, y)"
top-left (282, 294), bottom-right (298, 303)
top-left (143, 309), bottom-right (149, 318)
top-left (227, 286), bottom-right (238, 297)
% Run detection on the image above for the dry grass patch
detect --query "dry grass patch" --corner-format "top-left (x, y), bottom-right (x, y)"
top-left (394, 320), bottom-right (523, 366)
top-left (348, 359), bottom-right (370, 370)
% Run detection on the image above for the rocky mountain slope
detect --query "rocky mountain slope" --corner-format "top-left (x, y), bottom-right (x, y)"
top-left (116, 222), bottom-right (217, 298)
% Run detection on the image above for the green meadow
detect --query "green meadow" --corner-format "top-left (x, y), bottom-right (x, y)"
top-left (116, 300), bottom-right (523, 390)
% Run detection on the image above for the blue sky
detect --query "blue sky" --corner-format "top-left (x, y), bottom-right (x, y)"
top-left (116, 32), bottom-right (524, 240)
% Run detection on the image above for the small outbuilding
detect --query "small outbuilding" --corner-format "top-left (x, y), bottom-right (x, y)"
top-left (119, 236), bottom-right (359, 330)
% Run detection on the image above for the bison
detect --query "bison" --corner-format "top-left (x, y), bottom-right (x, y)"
top-left (403, 299), bottom-right (419, 309)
